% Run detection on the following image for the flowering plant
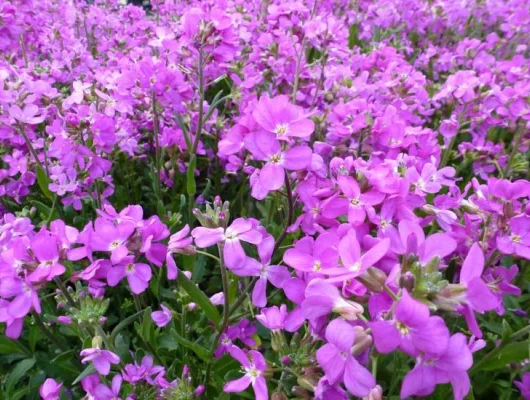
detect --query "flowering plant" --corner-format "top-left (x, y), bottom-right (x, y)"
top-left (0, 0), bottom-right (529, 399)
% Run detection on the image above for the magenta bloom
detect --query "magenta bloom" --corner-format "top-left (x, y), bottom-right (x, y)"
top-left (9, 104), bottom-right (46, 124)
top-left (245, 131), bottom-right (312, 200)
top-left (223, 347), bottom-right (268, 400)
top-left (165, 224), bottom-right (194, 279)
top-left (370, 289), bottom-right (450, 356)
top-left (325, 231), bottom-right (389, 282)
top-left (28, 229), bottom-right (65, 283)
top-left (107, 256), bottom-right (152, 294)
top-left (316, 319), bottom-right (375, 398)
top-left (80, 348), bottom-right (120, 375)
top-left (323, 175), bottom-right (385, 225)
top-left (40, 378), bottom-right (62, 400)
top-left (458, 243), bottom-right (498, 338)
top-left (283, 233), bottom-right (339, 274)
top-left (235, 235), bottom-right (290, 307)
top-left (400, 333), bottom-right (472, 400)
top-left (496, 215), bottom-right (530, 259)
top-left (95, 374), bottom-right (122, 400)
top-left (191, 218), bottom-right (262, 269)
top-left (302, 280), bottom-right (364, 321)
top-left (252, 95), bottom-right (314, 140)
top-left (515, 372), bottom-right (530, 400)
top-left (0, 277), bottom-right (41, 319)
top-left (256, 304), bottom-right (287, 331)
top-left (90, 218), bottom-right (136, 263)
top-left (151, 305), bottom-right (172, 327)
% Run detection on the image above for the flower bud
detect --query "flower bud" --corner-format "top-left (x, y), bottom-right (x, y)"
top-left (193, 385), bottom-right (205, 397)
top-left (297, 377), bottom-right (315, 392)
top-left (363, 385), bottom-right (383, 400)
top-left (358, 267), bottom-right (387, 293)
top-left (291, 386), bottom-right (312, 399)
top-left (351, 326), bottom-right (373, 355)
top-left (272, 393), bottom-right (288, 400)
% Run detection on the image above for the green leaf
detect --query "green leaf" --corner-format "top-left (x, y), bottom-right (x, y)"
top-left (170, 329), bottom-right (210, 362)
top-left (72, 364), bottom-right (97, 385)
top-left (0, 336), bottom-right (23, 355)
top-left (176, 266), bottom-right (221, 328)
top-left (36, 165), bottom-right (53, 199)
top-left (480, 341), bottom-right (530, 371)
top-left (30, 200), bottom-right (57, 220)
top-left (186, 156), bottom-right (196, 195)
top-left (110, 309), bottom-right (145, 345)
top-left (6, 358), bottom-right (35, 393)
top-left (141, 307), bottom-right (153, 342)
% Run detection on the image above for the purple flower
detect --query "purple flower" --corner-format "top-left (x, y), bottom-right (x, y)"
top-left (496, 215), bottom-right (530, 259)
top-left (515, 372), bottom-right (530, 400)
top-left (245, 131), bottom-right (312, 200)
top-left (151, 305), bottom-right (172, 327)
top-left (235, 235), bottom-right (290, 307)
top-left (28, 229), bottom-right (65, 283)
top-left (90, 218), bottom-right (136, 263)
top-left (252, 95), bottom-right (314, 140)
top-left (9, 104), bottom-right (46, 124)
top-left (400, 333), bottom-right (473, 400)
top-left (191, 218), bottom-right (262, 269)
top-left (107, 256), bottom-right (152, 295)
top-left (223, 347), bottom-right (268, 400)
top-left (40, 378), bottom-right (62, 400)
top-left (323, 175), bottom-right (385, 225)
top-left (370, 289), bottom-right (450, 356)
top-left (0, 277), bottom-right (41, 319)
top-left (95, 374), bottom-right (122, 400)
top-left (80, 348), bottom-right (120, 376)
top-left (316, 319), bottom-right (375, 398)
top-left (302, 280), bottom-right (364, 321)
top-left (256, 304), bottom-right (287, 331)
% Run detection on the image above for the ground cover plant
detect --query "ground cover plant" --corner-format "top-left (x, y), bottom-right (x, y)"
top-left (0, 0), bottom-right (530, 399)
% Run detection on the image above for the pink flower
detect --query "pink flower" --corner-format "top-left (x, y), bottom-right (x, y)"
top-left (80, 348), bottom-right (120, 376)
top-left (302, 280), bottom-right (364, 321)
top-left (40, 378), bottom-right (62, 400)
top-left (28, 229), bottom-right (66, 283)
top-left (316, 319), bottom-right (375, 398)
top-left (252, 95), bottom-right (314, 140)
top-left (107, 256), bottom-right (152, 294)
top-left (235, 235), bottom-right (290, 307)
top-left (191, 218), bottom-right (262, 269)
top-left (151, 305), bottom-right (172, 327)
top-left (400, 333), bottom-right (472, 400)
top-left (256, 304), bottom-right (287, 331)
top-left (0, 277), bottom-right (41, 319)
top-left (245, 131), bottom-right (312, 200)
top-left (95, 375), bottom-right (122, 400)
top-left (165, 224), bottom-right (194, 279)
top-left (223, 347), bottom-right (268, 400)
top-left (370, 289), bottom-right (450, 356)
top-left (9, 104), bottom-right (46, 124)
top-left (90, 218), bottom-right (136, 263)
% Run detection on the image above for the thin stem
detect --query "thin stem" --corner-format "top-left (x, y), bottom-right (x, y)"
top-left (133, 294), bottom-right (142, 312)
top-left (357, 129), bottom-right (365, 159)
top-left (17, 123), bottom-right (44, 170)
top-left (19, 34), bottom-right (29, 67)
top-left (54, 277), bottom-right (78, 308)
top-left (470, 324), bottom-right (530, 375)
top-left (45, 194), bottom-right (58, 226)
top-left (383, 283), bottom-right (399, 302)
top-left (191, 49), bottom-right (205, 155)
top-left (291, 38), bottom-right (306, 102)
top-left (439, 135), bottom-right (457, 168)
top-left (204, 243), bottom-right (231, 386)
top-left (151, 91), bottom-right (162, 201)
top-left (503, 124), bottom-right (523, 177)
top-left (33, 312), bottom-right (69, 353)
top-left (273, 174), bottom-right (294, 255)
top-left (195, 250), bottom-right (221, 263)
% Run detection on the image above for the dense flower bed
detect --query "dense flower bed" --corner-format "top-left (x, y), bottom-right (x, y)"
top-left (0, 0), bottom-right (530, 399)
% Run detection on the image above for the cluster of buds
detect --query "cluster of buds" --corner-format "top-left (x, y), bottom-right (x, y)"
top-left (192, 196), bottom-right (230, 228)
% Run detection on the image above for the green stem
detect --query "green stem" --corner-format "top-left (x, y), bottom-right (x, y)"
top-left (33, 312), bottom-right (69, 353)
top-left (45, 194), bottom-right (58, 226)
top-left (195, 250), bottom-right (221, 263)
top-left (17, 123), bottom-right (44, 170)
top-left (470, 325), bottom-right (530, 375)
top-left (151, 91), bottom-right (162, 201)
top-left (54, 277), bottom-right (78, 308)
top-left (503, 124), bottom-right (523, 177)
top-left (19, 34), bottom-right (28, 67)
top-left (383, 283), bottom-right (399, 302)
top-left (191, 49), bottom-right (205, 155)
top-left (439, 135), bottom-right (457, 168)
top-left (204, 243), bottom-right (230, 386)
top-left (273, 174), bottom-right (294, 254)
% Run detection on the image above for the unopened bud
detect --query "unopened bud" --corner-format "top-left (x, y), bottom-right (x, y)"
top-left (291, 386), bottom-right (312, 399)
top-left (297, 377), bottom-right (315, 392)
top-left (92, 336), bottom-right (103, 349)
top-left (363, 385), bottom-right (383, 400)
top-left (358, 267), bottom-right (387, 293)
top-left (351, 326), bottom-right (373, 355)
top-left (399, 271), bottom-right (415, 292)
top-left (193, 385), bottom-right (205, 397)
top-left (272, 393), bottom-right (288, 400)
